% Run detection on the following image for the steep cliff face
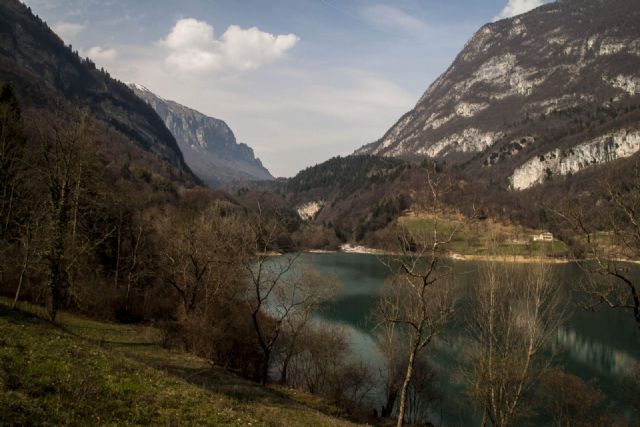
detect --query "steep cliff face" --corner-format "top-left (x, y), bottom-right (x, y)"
top-left (510, 129), bottom-right (640, 189)
top-left (129, 84), bottom-right (273, 187)
top-left (0, 0), bottom-right (192, 175)
top-left (356, 0), bottom-right (640, 190)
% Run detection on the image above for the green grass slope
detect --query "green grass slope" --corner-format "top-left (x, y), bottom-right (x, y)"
top-left (0, 301), bottom-right (368, 426)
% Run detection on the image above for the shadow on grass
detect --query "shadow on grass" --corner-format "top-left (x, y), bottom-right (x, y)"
top-left (1, 300), bottom-right (370, 425)
top-left (119, 345), bottom-right (364, 423)
top-left (0, 302), bottom-right (46, 326)
top-left (1, 300), bottom-right (158, 348)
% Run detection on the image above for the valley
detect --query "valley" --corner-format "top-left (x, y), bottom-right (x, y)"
top-left (1, 0), bottom-right (639, 426)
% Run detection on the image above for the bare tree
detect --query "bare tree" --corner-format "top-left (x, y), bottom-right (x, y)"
top-left (537, 367), bottom-right (611, 427)
top-left (276, 269), bottom-right (339, 384)
top-left (123, 224), bottom-right (143, 312)
top-left (241, 208), bottom-right (341, 385)
top-left (288, 324), bottom-right (349, 394)
top-left (374, 314), bottom-right (407, 418)
top-left (107, 195), bottom-right (157, 319)
top-left (377, 168), bottom-right (462, 427)
top-left (241, 209), bottom-right (297, 385)
top-left (35, 110), bottom-right (94, 321)
top-left (465, 261), bottom-right (565, 427)
top-left (326, 357), bottom-right (375, 408)
top-left (405, 356), bottom-right (440, 427)
top-left (377, 263), bottom-right (454, 427)
top-left (11, 214), bottom-right (43, 309)
top-left (160, 203), bottom-right (236, 318)
top-left (553, 163), bottom-right (640, 328)
top-left (287, 323), bottom-right (374, 408)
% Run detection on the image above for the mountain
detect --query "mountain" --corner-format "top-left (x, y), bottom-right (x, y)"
top-left (129, 84), bottom-right (273, 187)
top-left (0, 0), bottom-right (194, 179)
top-left (356, 0), bottom-right (640, 191)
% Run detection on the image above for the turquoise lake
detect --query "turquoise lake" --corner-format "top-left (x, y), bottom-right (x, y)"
top-left (292, 252), bottom-right (640, 426)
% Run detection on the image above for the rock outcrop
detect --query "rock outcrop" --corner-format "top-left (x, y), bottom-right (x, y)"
top-left (296, 200), bottom-right (325, 221)
top-left (510, 129), bottom-right (640, 190)
top-left (356, 0), bottom-right (640, 190)
top-left (129, 84), bottom-right (273, 187)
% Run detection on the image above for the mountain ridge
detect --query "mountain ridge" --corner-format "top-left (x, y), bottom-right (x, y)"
top-left (356, 0), bottom-right (640, 190)
top-left (129, 84), bottom-right (273, 187)
top-left (0, 0), bottom-right (196, 179)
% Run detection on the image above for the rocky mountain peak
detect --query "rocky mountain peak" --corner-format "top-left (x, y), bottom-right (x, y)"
top-left (356, 0), bottom-right (640, 190)
top-left (129, 84), bottom-right (273, 187)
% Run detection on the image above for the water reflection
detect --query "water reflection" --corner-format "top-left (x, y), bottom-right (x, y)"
top-left (554, 326), bottom-right (638, 377)
top-left (294, 252), bottom-right (640, 425)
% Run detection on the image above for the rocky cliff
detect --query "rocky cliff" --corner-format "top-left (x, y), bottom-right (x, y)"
top-left (356, 0), bottom-right (640, 190)
top-left (129, 84), bottom-right (273, 187)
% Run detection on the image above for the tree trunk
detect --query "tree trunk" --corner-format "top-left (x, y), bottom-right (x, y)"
top-left (12, 225), bottom-right (30, 309)
top-left (3, 182), bottom-right (14, 236)
top-left (383, 388), bottom-right (398, 418)
top-left (261, 348), bottom-right (271, 385)
top-left (114, 213), bottom-right (122, 289)
top-left (280, 356), bottom-right (290, 384)
top-left (125, 225), bottom-right (142, 311)
top-left (47, 187), bottom-right (69, 322)
top-left (12, 273), bottom-right (24, 309)
top-left (70, 165), bottom-right (82, 245)
top-left (251, 308), bottom-right (270, 386)
top-left (396, 341), bottom-right (418, 427)
top-left (47, 251), bottom-right (63, 321)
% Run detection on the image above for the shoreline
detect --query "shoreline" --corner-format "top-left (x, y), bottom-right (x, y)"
top-left (449, 253), bottom-right (571, 264)
top-left (306, 244), bottom-right (574, 264)
top-left (304, 244), bottom-right (640, 265)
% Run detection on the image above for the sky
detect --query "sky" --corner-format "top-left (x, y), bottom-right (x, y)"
top-left (23, 0), bottom-right (550, 177)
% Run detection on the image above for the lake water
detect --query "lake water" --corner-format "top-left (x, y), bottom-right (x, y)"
top-left (293, 252), bottom-right (640, 426)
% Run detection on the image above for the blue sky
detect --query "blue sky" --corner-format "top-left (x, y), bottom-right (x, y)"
top-left (23, 0), bottom-right (549, 177)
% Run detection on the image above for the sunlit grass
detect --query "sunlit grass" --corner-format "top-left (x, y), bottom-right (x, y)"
top-left (0, 299), bottom-right (366, 426)
top-left (398, 213), bottom-right (570, 258)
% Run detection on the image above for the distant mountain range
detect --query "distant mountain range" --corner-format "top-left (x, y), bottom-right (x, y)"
top-left (356, 0), bottom-right (640, 191)
top-left (0, 0), bottom-right (271, 189)
top-left (3, 0), bottom-right (639, 247)
top-left (129, 84), bottom-right (273, 187)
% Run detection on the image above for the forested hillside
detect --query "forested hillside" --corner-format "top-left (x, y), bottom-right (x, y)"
top-left (0, 0), bottom-right (194, 176)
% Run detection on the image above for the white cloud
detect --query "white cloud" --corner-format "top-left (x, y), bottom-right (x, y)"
top-left (161, 18), bottom-right (299, 75)
top-left (362, 4), bottom-right (427, 32)
top-left (86, 46), bottom-right (118, 63)
top-left (52, 21), bottom-right (85, 41)
top-left (495, 0), bottom-right (547, 20)
top-left (163, 18), bottom-right (214, 51)
top-left (111, 48), bottom-right (415, 176)
top-left (71, 21), bottom-right (412, 177)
